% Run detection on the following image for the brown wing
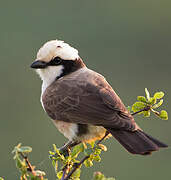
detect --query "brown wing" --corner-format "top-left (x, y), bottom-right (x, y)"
top-left (42, 69), bottom-right (136, 131)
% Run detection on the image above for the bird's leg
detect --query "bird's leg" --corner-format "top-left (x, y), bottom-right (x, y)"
top-left (96, 130), bottom-right (110, 145)
top-left (52, 131), bottom-right (109, 158)
top-left (59, 140), bottom-right (81, 156)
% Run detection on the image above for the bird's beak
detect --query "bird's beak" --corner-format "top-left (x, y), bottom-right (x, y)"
top-left (30, 60), bottom-right (47, 69)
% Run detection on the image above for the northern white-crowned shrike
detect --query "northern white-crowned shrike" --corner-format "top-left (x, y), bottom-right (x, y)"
top-left (31, 40), bottom-right (167, 155)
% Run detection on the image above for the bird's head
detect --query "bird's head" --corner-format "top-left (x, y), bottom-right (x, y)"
top-left (31, 40), bottom-right (85, 85)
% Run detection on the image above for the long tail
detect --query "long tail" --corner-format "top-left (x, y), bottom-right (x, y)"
top-left (106, 128), bottom-right (168, 155)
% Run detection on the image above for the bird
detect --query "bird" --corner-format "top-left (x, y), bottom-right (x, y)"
top-left (30, 39), bottom-right (167, 155)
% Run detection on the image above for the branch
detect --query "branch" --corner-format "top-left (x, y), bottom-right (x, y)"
top-left (131, 106), bottom-right (151, 116)
top-left (19, 152), bottom-right (44, 180)
top-left (64, 155), bottom-right (89, 180)
top-left (61, 165), bottom-right (69, 180)
top-left (19, 152), bottom-right (36, 176)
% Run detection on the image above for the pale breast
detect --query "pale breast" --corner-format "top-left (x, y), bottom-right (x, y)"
top-left (52, 120), bottom-right (78, 141)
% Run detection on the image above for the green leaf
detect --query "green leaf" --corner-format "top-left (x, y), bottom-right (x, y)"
top-left (84, 159), bottom-right (93, 167)
top-left (93, 155), bottom-right (101, 162)
top-left (52, 160), bottom-right (58, 172)
top-left (12, 143), bottom-right (22, 154)
top-left (82, 142), bottom-right (87, 149)
top-left (18, 146), bottom-right (32, 154)
top-left (149, 97), bottom-right (156, 105)
top-left (93, 172), bottom-right (115, 180)
top-left (153, 99), bottom-right (163, 109)
top-left (94, 148), bottom-right (102, 155)
top-left (137, 96), bottom-right (147, 103)
top-left (71, 143), bottom-right (84, 158)
top-left (16, 157), bottom-right (25, 169)
top-left (34, 170), bottom-right (46, 176)
top-left (57, 171), bottom-right (63, 179)
top-left (89, 154), bottom-right (95, 161)
top-left (53, 144), bottom-right (60, 155)
top-left (0, 178), bottom-right (4, 180)
top-left (132, 102), bottom-right (146, 112)
top-left (159, 110), bottom-right (168, 120)
top-left (98, 144), bottom-right (107, 151)
top-left (49, 151), bottom-right (55, 155)
top-left (154, 92), bottom-right (164, 99)
top-left (93, 172), bottom-right (105, 180)
top-left (84, 148), bottom-right (94, 156)
top-left (143, 110), bottom-right (150, 117)
top-left (52, 160), bottom-right (55, 167)
top-left (89, 141), bottom-right (95, 148)
top-left (145, 88), bottom-right (150, 101)
top-left (52, 144), bottom-right (66, 161)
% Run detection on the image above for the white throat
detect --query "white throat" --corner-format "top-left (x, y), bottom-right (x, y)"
top-left (36, 65), bottom-right (64, 94)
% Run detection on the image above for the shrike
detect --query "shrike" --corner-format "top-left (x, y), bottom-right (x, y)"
top-left (31, 40), bottom-right (167, 155)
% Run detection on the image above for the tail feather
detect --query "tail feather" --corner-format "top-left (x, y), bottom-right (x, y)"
top-left (142, 131), bottom-right (168, 148)
top-left (106, 128), bottom-right (168, 155)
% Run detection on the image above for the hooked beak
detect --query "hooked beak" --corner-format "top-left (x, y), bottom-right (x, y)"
top-left (30, 60), bottom-right (47, 69)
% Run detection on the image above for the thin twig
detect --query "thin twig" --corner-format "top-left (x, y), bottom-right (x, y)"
top-left (19, 152), bottom-right (44, 179)
top-left (19, 152), bottom-right (36, 175)
top-left (131, 106), bottom-right (151, 116)
top-left (64, 155), bottom-right (89, 180)
top-left (61, 165), bottom-right (68, 180)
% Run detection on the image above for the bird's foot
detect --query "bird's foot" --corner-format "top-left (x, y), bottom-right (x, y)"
top-left (50, 140), bottom-right (81, 159)
top-left (59, 146), bottom-right (70, 157)
top-left (49, 147), bottom-right (70, 159)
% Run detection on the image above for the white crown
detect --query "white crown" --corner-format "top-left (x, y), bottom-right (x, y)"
top-left (36, 40), bottom-right (79, 62)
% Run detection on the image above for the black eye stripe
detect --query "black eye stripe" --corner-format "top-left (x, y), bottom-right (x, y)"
top-left (47, 57), bottom-right (62, 66)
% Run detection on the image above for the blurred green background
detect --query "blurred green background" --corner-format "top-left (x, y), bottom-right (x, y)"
top-left (0, 0), bottom-right (170, 179)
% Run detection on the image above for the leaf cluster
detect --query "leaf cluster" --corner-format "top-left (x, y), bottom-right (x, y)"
top-left (92, 172), bottom-right (115, 180)
top-left (49, 142), bottom-right (108, 180)
top-left (131, 88), bottom-right (168, 120)
top-left (12, 143), bottom-right (47, 180)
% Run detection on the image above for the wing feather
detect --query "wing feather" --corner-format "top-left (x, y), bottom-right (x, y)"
top-left (42, 69), bottom-right (136, 131)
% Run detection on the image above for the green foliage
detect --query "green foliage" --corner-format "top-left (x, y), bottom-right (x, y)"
top-left (92, 172), bottom-right (115, 180)
top-left (12, 143), bottom-right (47, 180)
top-left (159, 110), bottom-right (168, 120)
top-left (50, 142), bottom-right (107, 180)
top-left (71, 143), bottom-right (84, 158)
top-left (132, 102), bottom-right (146, 112)
top-left (0, 177), bottom-right (4, 180)
top-left (131, 88), bottom-right (168, 120)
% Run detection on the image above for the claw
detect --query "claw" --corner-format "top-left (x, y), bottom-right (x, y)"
top-left (59, 147), bottom-right (70, 157)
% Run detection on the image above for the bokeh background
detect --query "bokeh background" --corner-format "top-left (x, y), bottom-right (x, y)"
top-left (0, 0), bottom-right (170, 179)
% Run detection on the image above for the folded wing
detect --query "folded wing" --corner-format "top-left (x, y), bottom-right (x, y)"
top-left (42, 70), bottom-right (136, 131)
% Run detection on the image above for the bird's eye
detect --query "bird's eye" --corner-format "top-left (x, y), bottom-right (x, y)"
top-left (53, 57), bottom-right (62, 63)
top-left (48, 57), bottom-right (62, 66)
